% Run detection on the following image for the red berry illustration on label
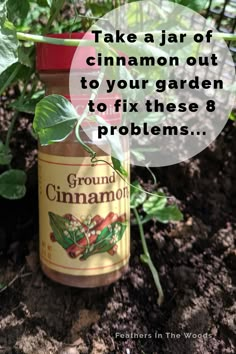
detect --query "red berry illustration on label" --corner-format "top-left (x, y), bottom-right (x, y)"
top-left (48, 212), bottom-right (127, 260)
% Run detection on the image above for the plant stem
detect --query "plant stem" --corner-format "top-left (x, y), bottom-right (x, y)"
top-left (16, 32), bottom-right (91, 46)
top-left (133, 207), bottom-right (164, 306)
top-left (0, 265), bottom-right (25, 294)
top-left (133, 208), bottom-right (149, 256)
top-left (16, 31), bottom-right (236, 46)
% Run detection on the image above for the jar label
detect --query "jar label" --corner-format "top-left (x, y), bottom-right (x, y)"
top-left (38, 152), bottom-right (130, 276)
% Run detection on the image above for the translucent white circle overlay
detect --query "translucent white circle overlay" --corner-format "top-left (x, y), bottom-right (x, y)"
top-left (69, 0), bottom-right (235, 167)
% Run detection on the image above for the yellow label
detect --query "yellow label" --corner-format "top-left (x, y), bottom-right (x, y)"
top-left (38, 152), bottom-right (130, 276)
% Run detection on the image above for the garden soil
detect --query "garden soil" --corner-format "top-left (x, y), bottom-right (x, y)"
top-left (0, 105), bottom-right (235, 353)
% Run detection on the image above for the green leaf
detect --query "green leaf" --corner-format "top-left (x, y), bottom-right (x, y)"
top-left (0, 63), bottom-right (28, 91)
top-left (10, 91), bottom-right (45, 114)
top-left (31, 89), bottom-right (45, 99)
top-left (56, 17), bottom-right (82, 33)
top-left (97, 222), bottom-right (126, 244)
top-left (10, 99), bottom-right (38, 114)
top-left (111, 156), bottom-right (128, 177)
top-left (33, 94), bottom-right (79, 145)
top-left (88, 2), bottom-right (113, 17)
top-left (0, 19), bottom-right (18, 75)
top-left (155, 205), bottom-right (183, 224)
top-left (7, 0), bottom-right (30, 23)
top-left (81, 221), bottom-right (127, 260)
top-left (36, 122), bottom-right (77, 145)
top-left (171, 0), bottom-right (208, 11)
top-left (48, 212), bottom-right (72, 249)
top-left (18, 46), bottom-right (34, 68)
top-left (143, 193), bottom-right (167, 215)
top-left (48, 212), bottom-right (84, 249)
top-left (130, 180), bottom-right (147, 209)
top-left (0, 169), bottom-right (26, 199)
top-left (0, 141), bottom-right (12, 165)
top-left (50, 0), bottom-right (64, 16)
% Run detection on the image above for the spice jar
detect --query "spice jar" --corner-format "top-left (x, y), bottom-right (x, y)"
top-left (36, 33), bottom-right (130, 287)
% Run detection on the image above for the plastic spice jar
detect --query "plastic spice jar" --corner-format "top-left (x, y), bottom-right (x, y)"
top-left (36, 33), bottom-right (130, 287)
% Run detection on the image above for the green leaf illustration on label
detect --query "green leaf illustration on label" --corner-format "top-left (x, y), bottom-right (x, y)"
top-left (80, 221), bottom-right (127, 261)
top-left (48, 212), bottom-right (127, 261)
top-left (48, 212), bottom-right (85, 249)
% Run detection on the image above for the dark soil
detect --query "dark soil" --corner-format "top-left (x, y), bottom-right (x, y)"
top-left (0, 99), bottom-right (236, 354)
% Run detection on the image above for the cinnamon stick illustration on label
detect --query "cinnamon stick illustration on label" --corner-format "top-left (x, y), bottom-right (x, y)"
top-left (48, 211), bottom-right (127, 261)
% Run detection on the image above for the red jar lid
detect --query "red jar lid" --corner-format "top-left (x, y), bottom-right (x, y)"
top-left (36, 33), bottom-right (98, 71)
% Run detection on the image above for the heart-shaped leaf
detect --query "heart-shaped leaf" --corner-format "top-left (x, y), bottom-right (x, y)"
top-left (155, 205), bottom-right (183, 224)
top-left (143, 193), bottom-right (167, 215)
top-left (33, 94), bottom-right (79, 145)
top-left (111, 156), bottom-right (128, 177)
top-left (0, 169), bottom-right (26, 199)
top-left (7, 0), bottom-right (30, 23)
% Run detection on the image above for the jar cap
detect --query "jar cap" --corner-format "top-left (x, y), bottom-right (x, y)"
top-left (36, 33), bottom-right (97, 71)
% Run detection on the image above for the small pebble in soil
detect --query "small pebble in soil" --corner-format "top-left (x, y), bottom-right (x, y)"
top-left (173, 238), bottom-right (182, 248)
top-left (154, 234), bottom-right (166, 249)
top-left (58, 346), bottom-right (79, 354)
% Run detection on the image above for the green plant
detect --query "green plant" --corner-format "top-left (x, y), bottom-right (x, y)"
top-left (0, 0), bottom-right (67, 199)
top-left (130, 181), bottom-right (183, 305)
top-left (0, 0), bottom-right (235, 303)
